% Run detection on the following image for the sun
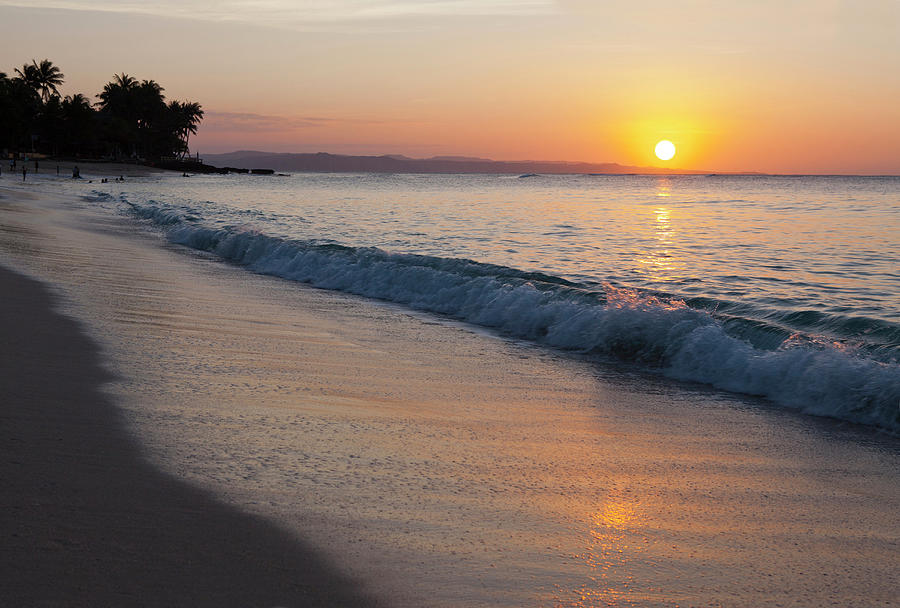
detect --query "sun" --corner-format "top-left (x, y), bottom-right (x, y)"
top-left (655, 140), bottom-right (676, 161)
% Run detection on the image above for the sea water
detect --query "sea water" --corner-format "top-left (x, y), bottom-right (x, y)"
top-left (80, 172), bottom-right (899, 432)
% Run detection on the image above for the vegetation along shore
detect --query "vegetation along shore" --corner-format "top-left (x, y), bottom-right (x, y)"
top-left (0, 59), bottom-right (203, 164)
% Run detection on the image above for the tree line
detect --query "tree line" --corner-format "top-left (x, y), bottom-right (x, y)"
top-left (0, 59), bottom-right (203, 162)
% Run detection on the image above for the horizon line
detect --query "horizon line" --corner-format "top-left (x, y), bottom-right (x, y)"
top-left (200, 149), bottom-right (900, 177)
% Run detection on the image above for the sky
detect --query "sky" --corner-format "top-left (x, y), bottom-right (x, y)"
top-left (1, 0), bottom-right (899, 173)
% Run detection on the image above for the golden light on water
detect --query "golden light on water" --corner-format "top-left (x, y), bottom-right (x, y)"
top-left (635, 205), bottom-right (679, 281)
top-left (562, 493), bottom-right (646, 607)
top-left (656, 181), bottom-right (671, 198)
top-left (655, 140), bottom-right (676, 161)
top-left (635, 182), bottom-right (688, 283)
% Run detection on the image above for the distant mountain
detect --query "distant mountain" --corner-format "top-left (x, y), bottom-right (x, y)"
top-left (202, 150), bottom-right (708, 175)
top-left (427, 155), bottom-right (494, 162)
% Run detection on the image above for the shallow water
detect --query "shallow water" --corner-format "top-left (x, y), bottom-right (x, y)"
top-left (99, 174), bottom-right (900, 317)
top-left (64, 172), bottom-right (899, 431)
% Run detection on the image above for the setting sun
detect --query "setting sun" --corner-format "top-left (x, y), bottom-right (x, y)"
top-left (655, 140), bottom-right (676, 161)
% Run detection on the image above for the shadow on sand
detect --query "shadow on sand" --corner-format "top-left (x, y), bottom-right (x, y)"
top-left (0, 266), bottom-right (384, 607)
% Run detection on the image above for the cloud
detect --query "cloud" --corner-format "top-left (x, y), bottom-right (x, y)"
top-left (203, 111), bottom-right (394, 132)
top-left (0, 0), bottom-right (555, 29)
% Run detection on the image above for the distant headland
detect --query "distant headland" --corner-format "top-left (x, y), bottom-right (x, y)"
top-left (202, 150), bottom-right (722, 176)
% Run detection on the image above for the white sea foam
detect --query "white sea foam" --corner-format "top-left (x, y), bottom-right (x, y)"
top-left (130, 202), bottom-right (900, 432)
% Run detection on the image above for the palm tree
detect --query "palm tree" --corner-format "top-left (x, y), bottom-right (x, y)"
top-left (97, 73), bottom-right (138, 117)
top-left (4, 61), bottom-right (206, 159)
top-left (2, 67), bottom-right (42, 153)
top-left (168, 100), bottom-right (204, 158)
top-left (15, 59), bottom-right (65, 102)
top-left (60, 93), bottom-right (98, 156)
top-left (64, 93), bottom-right (92, 111)
top-left (134, 80), bottom-right (167, 130)
top-left (97, 74), bottom-right (141, 158)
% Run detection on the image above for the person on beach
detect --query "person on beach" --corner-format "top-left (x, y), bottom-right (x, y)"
top-left (72, 166), bottom-right (80, 179)
top-left (22, 166), bottom-right (27, 181)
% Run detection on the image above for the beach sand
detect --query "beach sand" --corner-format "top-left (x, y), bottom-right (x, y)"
top-left (1, 178), bottom-right (898, 607)
top-left (0, 265), bottom-right (382, 607)
top-left (3, 159), bottom-right (166, 181)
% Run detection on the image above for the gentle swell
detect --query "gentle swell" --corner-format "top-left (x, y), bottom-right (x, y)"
top-left (129, 203), bottom-right (900, 433)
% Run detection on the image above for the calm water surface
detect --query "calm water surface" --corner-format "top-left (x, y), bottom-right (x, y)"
top-left (116, 174), bottom-right (899, 318)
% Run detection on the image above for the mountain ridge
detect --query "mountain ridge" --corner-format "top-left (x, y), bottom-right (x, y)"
top-left (202, 150), bottom-right (714, 175)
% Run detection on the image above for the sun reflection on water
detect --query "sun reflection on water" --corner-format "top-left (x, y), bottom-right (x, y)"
top-left (656, 178), bottom-right (672, 198)
top-left (553, 491), bottom-right (649, 607)
top-left (628, 177), bottom-right (694, 285)
top-left (634, 203), bottom-right (687, 284)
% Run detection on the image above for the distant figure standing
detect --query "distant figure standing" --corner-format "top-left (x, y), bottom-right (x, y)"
top-left (22, 166), bottom-right (27, 181)
top-left (72, 165), bottom-right (80, 179)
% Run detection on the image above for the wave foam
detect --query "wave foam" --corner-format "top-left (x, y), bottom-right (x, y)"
top-left (129, 202), bottom-right (900, 432)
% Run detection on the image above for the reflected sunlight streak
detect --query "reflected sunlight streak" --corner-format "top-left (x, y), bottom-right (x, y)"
top-left (561, 491), bottom-right (647, 607)
top-left (634, 184), bottom-right (688, 283)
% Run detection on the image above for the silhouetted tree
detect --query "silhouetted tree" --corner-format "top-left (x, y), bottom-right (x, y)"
top-left (2, 61), bottom-right (203, 161)
top-left (97, 74), bottom-right (200, 160)
top-left (15, 59), bottom-right (65, 103)
top-left (169, 100), bottom-right (205, 159)
top-left (37, 94), bottom-right (66, 155)
top-left (97, 73), bottom-right (140, 158)
top-left (0, 71), bottom-right (41, 153)
top-left (134, 80), bottom-right (171, 159)
top-left (60, 94), bottom-right (100, 156)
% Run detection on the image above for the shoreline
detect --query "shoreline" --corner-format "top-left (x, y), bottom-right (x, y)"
top-left (9, 157), bottom-right (900, 179)
top-left (1, 182), bottom-right (898, 607)
top-left (4, 159), bottom-right (165, 179)
top-left (0, 264), bottom-right (382, 607)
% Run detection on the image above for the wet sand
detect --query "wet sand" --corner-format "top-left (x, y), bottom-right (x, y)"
top-left (1, 180), bottom-right (898, 607)
top-left (0, 264), bottom-right (383, 606)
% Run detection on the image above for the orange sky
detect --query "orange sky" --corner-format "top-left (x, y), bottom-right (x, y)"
top-left (1, 0), bottom-right (898, 173)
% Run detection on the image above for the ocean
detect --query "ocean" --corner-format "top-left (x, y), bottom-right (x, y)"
top-left (80, 172), bottom-right (899, 432)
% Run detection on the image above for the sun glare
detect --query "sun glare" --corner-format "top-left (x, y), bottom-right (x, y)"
top-left (655, 140), bottom-right (676, 161)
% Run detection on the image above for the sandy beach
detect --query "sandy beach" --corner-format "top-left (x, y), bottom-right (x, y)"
top-left (3, 159), bottom-right (166, 180)
top-left (0, 265), bottom-right (381, 607)
top-left (1, 176), bottom-right (898, 607)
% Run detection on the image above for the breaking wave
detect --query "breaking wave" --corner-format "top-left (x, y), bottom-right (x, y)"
top-left (128, 202), bottom-right (900, 432)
